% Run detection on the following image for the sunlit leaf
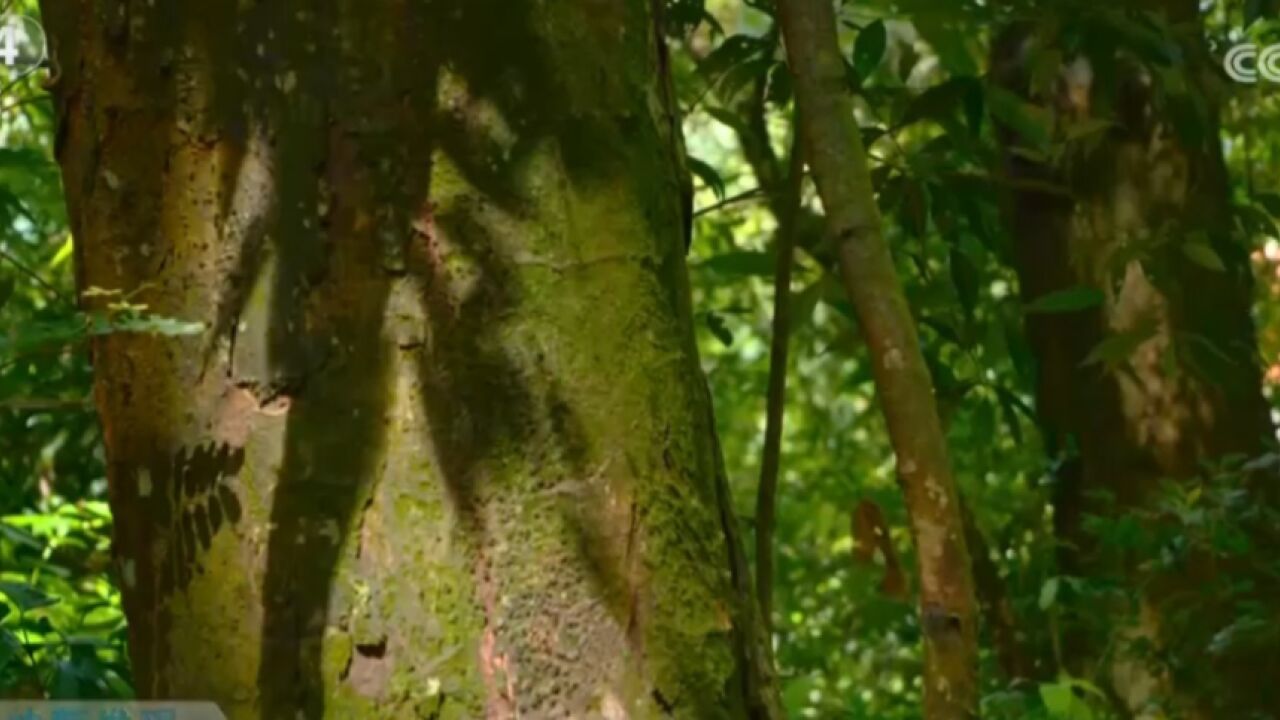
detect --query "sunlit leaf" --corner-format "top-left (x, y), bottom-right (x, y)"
top-left (0, 581), bottom-right (59, 612)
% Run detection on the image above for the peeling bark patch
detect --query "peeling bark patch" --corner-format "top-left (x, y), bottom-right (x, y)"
top-left (347, 637), bottom-right (390, 700)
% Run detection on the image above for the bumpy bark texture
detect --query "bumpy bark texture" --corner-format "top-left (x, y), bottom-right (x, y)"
top-left (40, 2), bottom-right (781, 718)
top-left (992, 6), bottom-right (1274, 716)
top-left (774, 1), bottom-right (980, 717)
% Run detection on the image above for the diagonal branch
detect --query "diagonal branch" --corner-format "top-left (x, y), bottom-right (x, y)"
top-left (774, 0), bottom-right (981, 717)
top-left (755, 122), bottom-right (805, 634)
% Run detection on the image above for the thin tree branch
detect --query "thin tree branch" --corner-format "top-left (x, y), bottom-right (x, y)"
top-left (693, 186), bottom-right (768, 218)
top-left (0, 396), bottom-right (92, 411)
top-left (0, 246), bottom-right (70, 304)
top-left (775, 0), bottom-right (981, 716)
top-left (755, 122), bottom-right (805, 634)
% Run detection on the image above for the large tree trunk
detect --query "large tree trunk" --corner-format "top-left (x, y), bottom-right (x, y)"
top-left (40, 2), bottom-right (781, 718)
top-left (992, 6), bottom-right (1274, 716)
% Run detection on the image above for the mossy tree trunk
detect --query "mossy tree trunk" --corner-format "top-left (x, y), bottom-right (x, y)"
top-left (40, 2), bottom-right (781, 718)
top-left (992, 4), bottom-right (1274, 715)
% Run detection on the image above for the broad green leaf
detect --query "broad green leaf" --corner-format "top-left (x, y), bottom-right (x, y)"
top-left (1064, 118), bottom-right (1114, 142)
top-left (1024, 286), bottom-right (1104, 314)
top-left (688, 156), bottom-right (726, 201)
top-left (1237, 203), bottom-right (1278, 236)
top-left (1040, 681), bottom-right (1094, 720)
top-left (0, 522), bottom-right (42, 550)
top-left (1082, 321), bottom-right (1158, 367)
top-left (1182, 242), bottom-right (1226, 272)
top-left (988, 87), bottom-right (1054, 150)
top-left (703, 106), bottom-right (745, 133)
top-left (0, 581), bottom-right (59, 611)
top-left (705, 312), bottom-right (734, 348)
top-left (913, 15), bottom-right (977, 75)
top-left (899, 78), bottom-right (971, 130)
top-left (0, 628), bottom-right (21, 670)
top-left (1039, 576), bottom-right (1060, 610)
top-left (699, 34), bottom-right (768, 79)
top-left (852, 20), bottom-right (887, 81)
top-left (48, 235), bottom-right (75, 269)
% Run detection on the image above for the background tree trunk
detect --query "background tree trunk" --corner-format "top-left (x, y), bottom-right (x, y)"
top-left (992, 6), bottom-right (1275, 715)
top-left (40, 2), bottom-right (781, 717)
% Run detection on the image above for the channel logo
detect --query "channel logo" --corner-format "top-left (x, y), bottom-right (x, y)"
top-left (0, 702), bottom-right (226, 720)
top-left (0, 15), bottom-right (44, 79)
top-left (1224, 43), bottom-right (1280, 83)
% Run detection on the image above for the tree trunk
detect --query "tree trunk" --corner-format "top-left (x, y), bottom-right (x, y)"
top-left (40, 2), bottom-right (782, 718)
top-left (991, 7), bottom-right (1274, 716)
top-left (774, 1), bottom-right (980, 718)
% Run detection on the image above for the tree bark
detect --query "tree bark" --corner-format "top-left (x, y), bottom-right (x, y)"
top-left (40, 2), bottom-right (782, 718)
top-left (774, 1), bottom-right (980, 718)
top-left (991, 6), bottom-right (1274, 715)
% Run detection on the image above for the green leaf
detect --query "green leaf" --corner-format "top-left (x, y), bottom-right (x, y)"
top-left (0, 522), bottom-right (43, 550)
top-left (699, 251), bottom-right (775, 277)
top-left (1082, 321), bottom-right (1158, 368)
top-left (1039, 576), bottom-right (1060, 610)
top-left (852, 20), bottom-right (887, 81)
top-left (1238, 203), bottom-right (1278, 236)
top-left (1089, 9), bottom-right (1179, 66)
top-left (687, 156), bottom-right (725, 201)
top-left (705, 313), bottom-right (734, 347)
top-left (988, 87), bottom-right (1054, 150)
top-left (703, 106), bottom-right (745, 134)
top-left (1040, 680), bottom-right (1095, 720)
top-left (48, 234), bottom-right (75, 269)
top-left (913, 15), bottom-right (977, 75)
top-left (1182, 242), bottom-right (1226, 272)
top-left (0, 581), bottom-right (59, 611)
top-left (699, 34), bottom-right (768, 79)
top-left (900, 78), bottom-right (974, 130)
top-left (1256, 192), bottom-right (1280, 218)
top-left (861, 126), bottom-right (888, 149)
top-left (0, 627), bottom-right (22, 670)
top-left (1064, 118), bottom-right (1114, 142)
top-left (0, 148), bottom-right (54, 174)
top-left (1024, 286), bottom-right (1104, 314)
